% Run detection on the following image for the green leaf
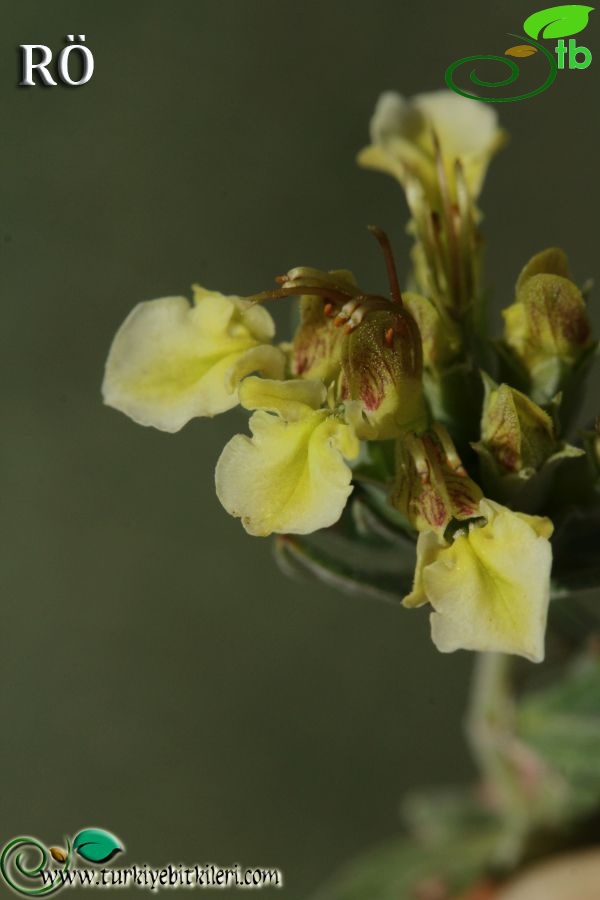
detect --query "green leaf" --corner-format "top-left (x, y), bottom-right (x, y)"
top-left (352, 483), bottom-right (416, 543)
top-left (523, 5), bottom-right (594, 40)
top-left (72, 828), bottom-right (123, 864)
top-left (401, 785), bottom-right (499, 845)
top-left (517, 656), bottom-right (600, 820)
top-left (273, 483), bottom-right (418, 604)
top-left (310, 824), bottom-right (500, 900)
top-left (274, 534), bottom-right (411, 604)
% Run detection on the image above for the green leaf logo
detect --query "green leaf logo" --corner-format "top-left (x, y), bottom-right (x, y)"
top-left (523, 4), bottom-right (594, 39)
top-left (72, 828), bottom-right (122, 864)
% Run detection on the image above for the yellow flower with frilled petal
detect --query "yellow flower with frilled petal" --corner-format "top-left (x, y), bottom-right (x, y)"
top-left (358, 89), bottom-right (506, 205)
top-left (215, 377), bottom-right (360, 536)
top-left (404, 499), bottom-right (553, 662)
top-left (102, 286), bottom-right (285, 432)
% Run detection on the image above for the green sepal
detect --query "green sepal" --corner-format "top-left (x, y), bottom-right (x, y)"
top-left (473, 440), bottom-right (584, 513)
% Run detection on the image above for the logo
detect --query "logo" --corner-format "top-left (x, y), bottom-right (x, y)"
top-left (446, 4), bottom-right (593, 101)
top-left (0, 829), bottom-right (283, 894)
top-left (0, 828), bottom-right (122, 895)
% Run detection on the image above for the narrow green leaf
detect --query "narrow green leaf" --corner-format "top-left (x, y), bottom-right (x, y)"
top-left (274, 535), bottom-right (411, 604)
top-left (353, 483), bottom-right (415, 537)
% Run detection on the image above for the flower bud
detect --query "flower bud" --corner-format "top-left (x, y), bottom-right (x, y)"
top-left (393, 424), bottom-right (483, 535)
top-left (338, 306), bottom-right (427, 440)
top-left (506, 273), bottom-right (592, 362)
top-left (479, 378), bottom-right (555, 474)
top-left (503, 268), bottom-right (593, 387)
top-left (474, 376), bottom-right (584, 507)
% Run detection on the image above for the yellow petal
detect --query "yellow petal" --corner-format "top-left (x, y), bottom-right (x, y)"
top-left (513, 511), bottom-right (554, 541)
top-left (402, 530), bottom-right (445, 608)
top-left (192, 284), bottom-right (275, 342)
top-left (357, 140), bottom-right (429, 187)
top-left (103, 293), bottom-right (284, 432)
top-left (239, 376), bottom-right (327, 420)
top-left (425, 502), bottom-right (553, 662)
top-left (215, 406), bottom-right (359, 536)
top-left (362, 89), bottom-right (505, 201)
top-left (502, 300), bottom-right (529, 357)
top-left (414, 89), bottom-right (501, 160)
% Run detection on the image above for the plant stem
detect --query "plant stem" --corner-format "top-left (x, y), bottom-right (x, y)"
top-left (465, 652), bottom-right (531, 865)
top-left (466, 652), bottom-right (514, 782)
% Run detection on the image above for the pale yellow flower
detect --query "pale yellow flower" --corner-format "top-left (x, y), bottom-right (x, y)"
top-left (102, 286), bottom-right (285, 432)
top-left (404, 499), bottom-right (553, 662)
top-left (215, 377), bottom-right (360, 536)
top-left (358, 89), bottom-right (505, 204)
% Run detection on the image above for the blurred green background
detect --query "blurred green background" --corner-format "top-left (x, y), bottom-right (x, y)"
top-left (1, 1), bottom-right (599, 896)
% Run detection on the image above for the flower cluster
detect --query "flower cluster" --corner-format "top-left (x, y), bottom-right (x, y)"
top-left (103, 90), bottom-right (598, 664)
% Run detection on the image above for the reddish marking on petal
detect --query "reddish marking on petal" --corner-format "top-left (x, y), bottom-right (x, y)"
top-left (361, 383), bottom-right (381, 410)
top-left (422, 488), bottom-right (447, 528)
top-left (497, 447), bottom-right (520, 472)
top-left (384, 327), bottom-right (394, 347)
